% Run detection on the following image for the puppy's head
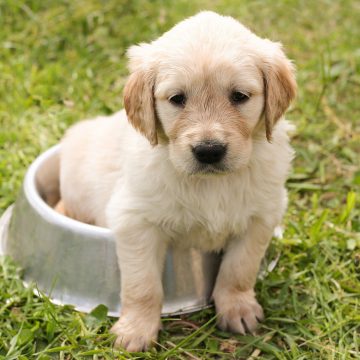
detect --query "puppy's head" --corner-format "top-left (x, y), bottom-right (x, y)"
top-left (124, 11), bottom-right (296, 175)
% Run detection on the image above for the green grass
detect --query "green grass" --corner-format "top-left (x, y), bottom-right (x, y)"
top-left (1, 0), bottom-right (359, 358)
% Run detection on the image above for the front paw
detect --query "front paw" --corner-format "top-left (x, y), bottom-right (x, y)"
top-left (213, 288), bottom-right (264, 335)
top-left (111, 312), bottom-right (161, 352)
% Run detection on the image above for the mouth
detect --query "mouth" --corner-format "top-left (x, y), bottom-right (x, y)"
top-left (189, 162), bottom-right (230, 175)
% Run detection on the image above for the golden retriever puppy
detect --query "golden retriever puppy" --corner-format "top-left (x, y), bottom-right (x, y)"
top-left (59, 11), bottom-right (296, 351)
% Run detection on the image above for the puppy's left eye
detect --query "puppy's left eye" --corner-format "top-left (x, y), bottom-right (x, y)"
top-left (230, 91), bottom-right (249, 104)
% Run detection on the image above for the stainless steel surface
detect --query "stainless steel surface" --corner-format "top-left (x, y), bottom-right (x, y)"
top-left (0, 205), bottom-right (13, 255)
top-left (0, 146), bottom-right (221, 316)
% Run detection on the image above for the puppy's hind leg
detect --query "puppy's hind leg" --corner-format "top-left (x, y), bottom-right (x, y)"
top-left (54, 199), bottom-right (67, 216)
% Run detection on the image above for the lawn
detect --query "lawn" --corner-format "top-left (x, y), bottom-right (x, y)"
top-left (0, 0), bottom-right (359, 359)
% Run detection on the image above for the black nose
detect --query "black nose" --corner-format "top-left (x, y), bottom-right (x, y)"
top-left (192, 141), bottom-right (227, 164)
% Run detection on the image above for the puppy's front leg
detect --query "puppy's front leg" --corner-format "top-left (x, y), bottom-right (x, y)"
top-left (111, 222), bottom-right (167, 352)
top-left (213, 217), bottom-right (274, 334)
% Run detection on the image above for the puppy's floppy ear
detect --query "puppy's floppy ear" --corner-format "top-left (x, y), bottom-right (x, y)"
top-left (260, 42), bottom-right (297, 141)
top-left (123, 44), bottom-right (158, 146)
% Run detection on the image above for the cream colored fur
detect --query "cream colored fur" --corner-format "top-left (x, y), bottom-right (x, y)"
top-left (59, 11), bottom-right (296, 351)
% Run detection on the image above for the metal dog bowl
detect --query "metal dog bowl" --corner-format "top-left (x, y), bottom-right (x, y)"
top-left (0, 145), bottom-right (221, 316)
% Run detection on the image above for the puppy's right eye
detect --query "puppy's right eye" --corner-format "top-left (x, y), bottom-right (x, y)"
top-left (169, 94), bottom-right (186, 107)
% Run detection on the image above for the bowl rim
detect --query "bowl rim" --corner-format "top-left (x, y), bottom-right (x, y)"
top-left (24, 145), bottom-right (113, 238)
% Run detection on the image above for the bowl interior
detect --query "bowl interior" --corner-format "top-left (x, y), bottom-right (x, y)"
top-left (35, 146), bottom-right (61, 208)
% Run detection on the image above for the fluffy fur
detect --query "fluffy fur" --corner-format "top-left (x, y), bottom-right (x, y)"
top-left (58, 11), bottom-right (296, 351)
